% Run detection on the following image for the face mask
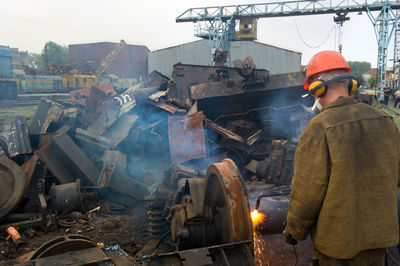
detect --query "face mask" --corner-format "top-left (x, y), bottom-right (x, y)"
top-left (311, 98), bottom-right (323, 112)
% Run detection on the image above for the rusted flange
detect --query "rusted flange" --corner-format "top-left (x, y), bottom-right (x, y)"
top-left (30, 235), bottom-right (96, 260)
top-left (205, 158), bottom-right (253, 244)
top-left (0, 157), bottom-right (26, 222)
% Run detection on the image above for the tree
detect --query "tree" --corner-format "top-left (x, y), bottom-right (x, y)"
top-left (368, 74), bottom-right (380, 88)
top-left (347, 61), bottom-right (371, 75)
top-left (42, 41), bottom-right (69, 67)
top-left (28, 53), bottom-right (45, 70)
top-left (347, 61), bottom-right (371, 86)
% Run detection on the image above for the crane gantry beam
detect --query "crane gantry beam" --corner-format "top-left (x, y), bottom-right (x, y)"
top-left (176, 0), bottom-right (400, 22)
top-left (176, 0), bottom-right (400, 89)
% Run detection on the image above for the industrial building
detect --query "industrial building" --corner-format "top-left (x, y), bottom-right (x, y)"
top-left (148, 39), bottom-right (302, 76)
top-left (68, 39), bottom-right (302, 79)
top-left (68, 42), bottom-right (149, 79)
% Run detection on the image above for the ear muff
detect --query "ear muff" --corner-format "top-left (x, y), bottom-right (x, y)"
top-left (348, 78), bottom-right (359, 96)
top-left (308, 80), bottom-right (327, 98)
top-left (308, 74), bottom-right (360, 98)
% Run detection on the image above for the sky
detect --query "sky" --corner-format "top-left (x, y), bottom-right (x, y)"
top-left (0, 0), bottom-right (392, 67)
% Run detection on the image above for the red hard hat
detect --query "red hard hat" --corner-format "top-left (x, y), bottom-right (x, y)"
top-left (304, 50), bottom-right (351, 90)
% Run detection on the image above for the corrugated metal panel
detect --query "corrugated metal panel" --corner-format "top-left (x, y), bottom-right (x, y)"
top-left (0, 46), bottom-right (13, 79)
top-left (0, 46), bottom-right (12, 57)
top-left (149, 40), bottom-right (301, 76)
top-left (0, 116), bottom-right (32, 157)
top-left (69, 42), bottom-right (148, 79)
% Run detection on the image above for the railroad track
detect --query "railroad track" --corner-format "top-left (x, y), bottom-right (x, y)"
top-left (383, 105), bottom-right (400, 117)
top-left (0, 94), bottom-right (71, 107)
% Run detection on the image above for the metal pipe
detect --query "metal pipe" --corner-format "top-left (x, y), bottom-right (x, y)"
top-left (249, 191), bottom-right (290, 235)
top-left (255, 192), bottom-right (290, 211)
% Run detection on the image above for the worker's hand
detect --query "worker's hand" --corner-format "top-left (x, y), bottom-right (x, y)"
top-left (283, 229), bottom-right (297, 245)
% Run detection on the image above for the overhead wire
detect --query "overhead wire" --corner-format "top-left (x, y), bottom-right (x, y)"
top-left (0, 10), bottom-right (109, 42)
top-left (293, 18), bottom-right (335, 49)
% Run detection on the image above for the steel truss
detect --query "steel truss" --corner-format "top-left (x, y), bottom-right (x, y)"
top-left (177, 0), bottom-right (400, 86)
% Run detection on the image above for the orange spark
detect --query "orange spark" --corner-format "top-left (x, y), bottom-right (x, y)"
top-left (251, 209), bottom-right (266, 227)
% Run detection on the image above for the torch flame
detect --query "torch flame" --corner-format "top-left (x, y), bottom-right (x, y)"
top-left (251, 209), bottom-right (266, 227)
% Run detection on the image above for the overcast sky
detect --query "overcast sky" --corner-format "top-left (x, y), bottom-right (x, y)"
top-left (1, 0), bottom-right (391, 67)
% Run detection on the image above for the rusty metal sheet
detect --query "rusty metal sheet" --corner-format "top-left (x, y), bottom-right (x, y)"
top-left (171, 63), bottom-right (269, 103)
top-left (190, 82), bottom-right (244, 100)
top-left (36, 133), bottom-right (99, 185)
top-left (80, 86), bottom-right (112, 126)
top-left (85, 100), bottom-right (120, 137)
top-left (151, 101), bottom-right (179, 114)
top-left (39, 123), bottom-right (73, 148)
top-left (85, 84), bottom-right (141, 137)
top-left (245, 159), bottom-right (258, 174)
top-left (99, 150), bottom-right (149, 200)
top-left (97, 84), bottom-right (117, 96)
top-left (148, 90), bottom-right (168, 101)
top-left (147, 70), bottom-right (170, 88)
top-left (22, 155), bottom-right (39, 191)
top-left (75, 128), bottom-right (112, 150)
top-left (70, 85), bottom-right (117, 106)
top-left (168, 112), bottom-right (206, 164)
top-left (102, 115), bottom-right (138, 148)
top-left (256, 140), bottom-right (296, 185)
top-left (205, 119), bottom-right (244, 143)
top-left (21, 155), bottom-right (47, 214)
top-left (70, 87), bottom-right (91, 106)
top-left (0, 116), bottom-right (32, 157)
top-left (29, 98), bottom-right (64, 135)
top-left (112, 82), bottom-right (142, 115)
top-left (264, 71), bottom-right (305, 90)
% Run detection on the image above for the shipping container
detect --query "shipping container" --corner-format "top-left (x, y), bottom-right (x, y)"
top-left (0, 46), bottom-right (13, 79)
top-left (69, 42), bottom-right (149, 79)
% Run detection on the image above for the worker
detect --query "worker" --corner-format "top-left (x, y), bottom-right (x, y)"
top-left (283, 50), bottom-right (399, 265)
top-left (384, 84), bottom-right (392, 106)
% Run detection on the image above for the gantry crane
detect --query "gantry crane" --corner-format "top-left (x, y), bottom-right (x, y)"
top-left (176, 0), bottom-right (400, 90)
top-left (393, 10), bottom-right (400, 87)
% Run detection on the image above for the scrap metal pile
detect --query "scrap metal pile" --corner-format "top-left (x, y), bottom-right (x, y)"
top-left (46, 62), bottom-right (97, 75)
top-left (0, 57), bottom-right (314, 265)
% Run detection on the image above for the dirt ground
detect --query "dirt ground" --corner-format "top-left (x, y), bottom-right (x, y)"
top-left (0, 199), bottom-right (314, 265)
top-left (0, 203), bottom-right (159, 265)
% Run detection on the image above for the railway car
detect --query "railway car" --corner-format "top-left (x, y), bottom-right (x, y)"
top-left (61, 74), bottom-right (98, 90)
top-left (0, 46), bottom-right (18, 100)
top-left (99, 74), bottom-right (138, 92)
top-left (22, 75), bottom-right (62, 93)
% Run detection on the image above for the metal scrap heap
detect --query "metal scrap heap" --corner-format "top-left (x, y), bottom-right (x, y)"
top-left (0, 58), bottom-right (314, 265)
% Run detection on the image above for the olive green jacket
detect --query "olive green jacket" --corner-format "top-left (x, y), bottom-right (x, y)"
top-left (286, 96), bottom-right (400, 259)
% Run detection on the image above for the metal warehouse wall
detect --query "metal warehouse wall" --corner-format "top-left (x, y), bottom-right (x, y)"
top-left (69, 42), bottom-right (149, 79)
top-left (148, 39), bottom-right (301, 76)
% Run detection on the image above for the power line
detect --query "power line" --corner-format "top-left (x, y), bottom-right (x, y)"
top-left (0, 10), bottom-right (109, 42)
top-left (293, 18), bottom-right (335, 49)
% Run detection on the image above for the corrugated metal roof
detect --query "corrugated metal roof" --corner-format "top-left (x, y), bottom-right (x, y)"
top-left (151, 39), bottom-right (301, 55)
